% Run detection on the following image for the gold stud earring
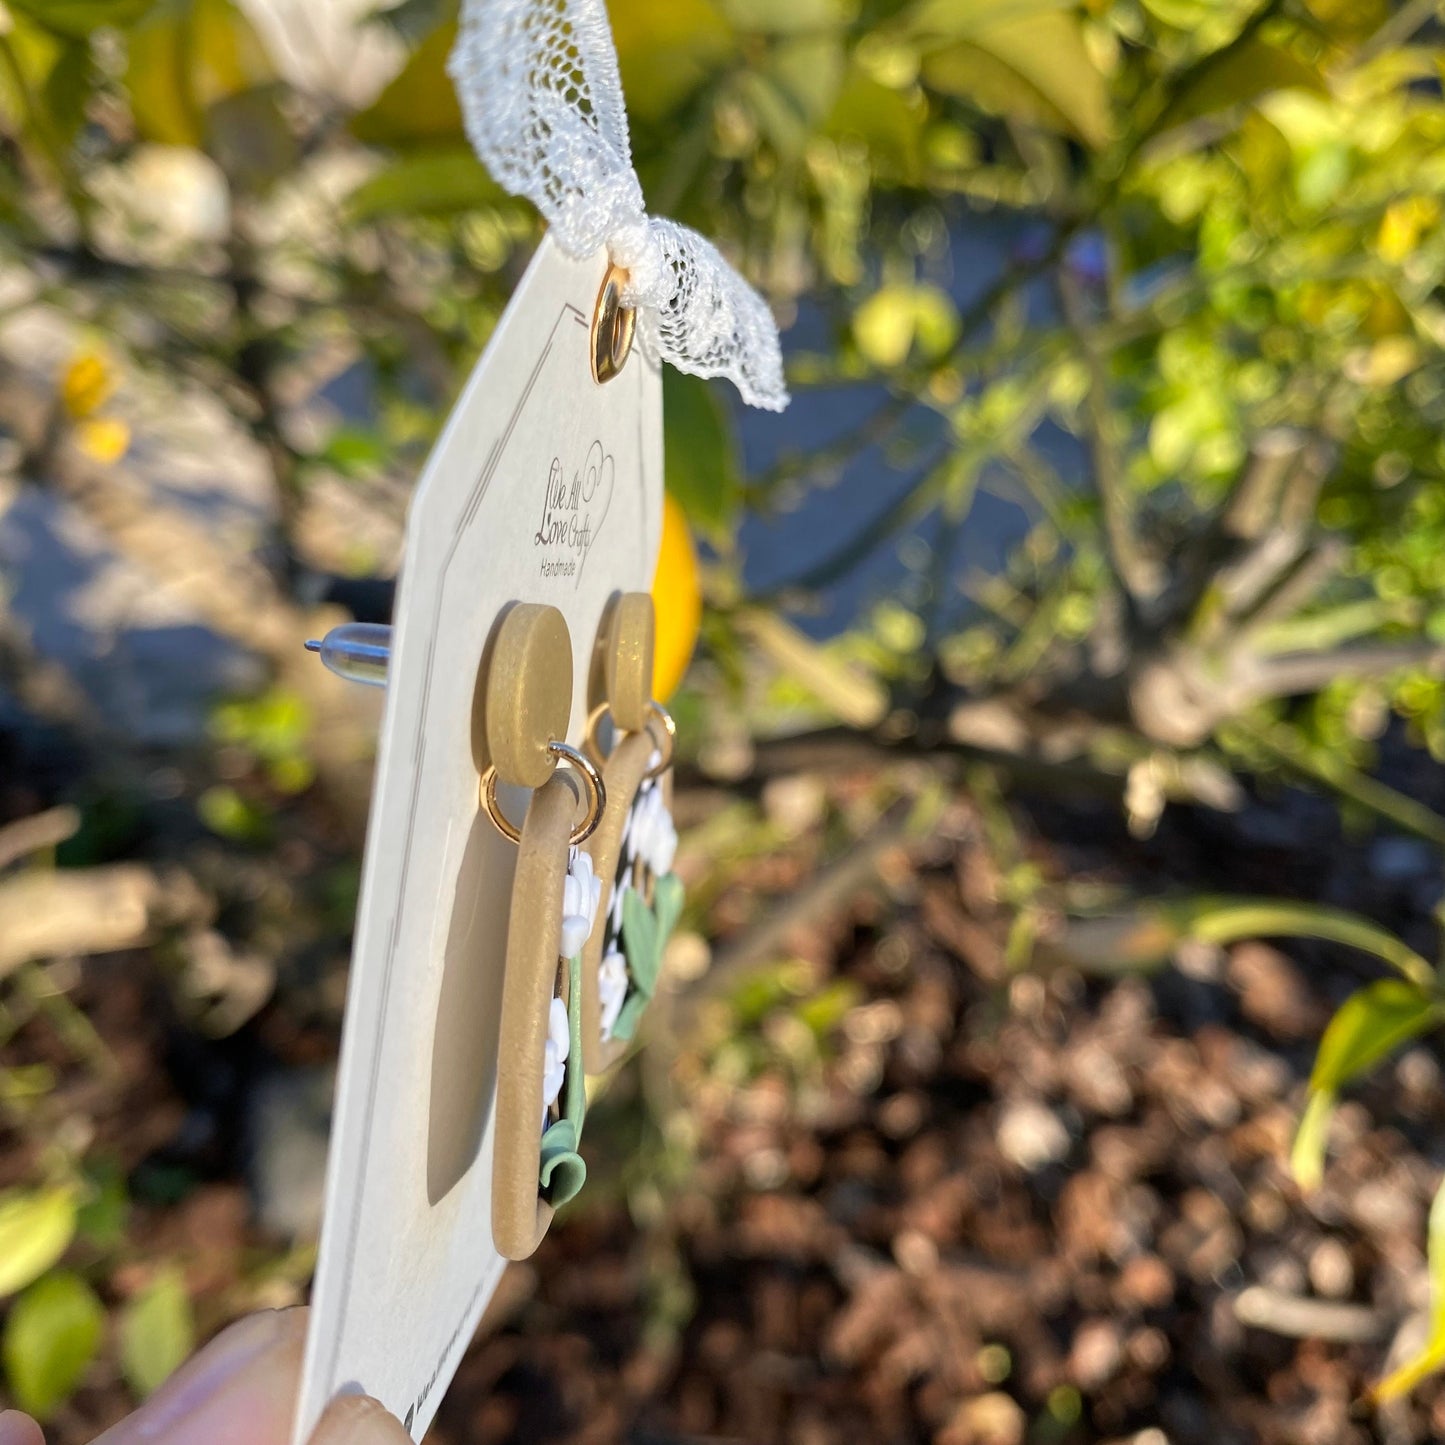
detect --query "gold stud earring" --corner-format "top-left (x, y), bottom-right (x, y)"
top-left (577, 593), bottom-right (683, 1075)
top-left (482, 604), bottom-right (607, 1261)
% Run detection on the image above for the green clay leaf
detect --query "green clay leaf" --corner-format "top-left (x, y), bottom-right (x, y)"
top-left (653, 873), bottom-right (685, 944)
top-left (563, 951), bottom-right (587, 1132)
top-left (623, 888), bottom-right (661, 995)
top-left (611, 989), bottom-right (650, 1043)
top-left (539, 1119), bottom-right (586, 1207)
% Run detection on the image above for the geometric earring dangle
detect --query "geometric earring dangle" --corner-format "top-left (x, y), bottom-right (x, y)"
top-left (577, 592), bottom-right (682, 1075)
top-left (478, 604), bottom-right (608, 1261)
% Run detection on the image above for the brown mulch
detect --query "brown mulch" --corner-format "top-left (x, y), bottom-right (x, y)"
top-left (433, 783), bottom-right (1445, 1445)
top-left (11, 768), bottom-right (1445, 1445)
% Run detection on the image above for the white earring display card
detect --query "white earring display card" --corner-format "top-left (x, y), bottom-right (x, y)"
top-left (292, 233), bottom-right (663, 1444)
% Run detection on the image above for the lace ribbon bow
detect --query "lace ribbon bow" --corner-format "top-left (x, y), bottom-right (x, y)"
top-left (448, 0), bottom-right (789, 411)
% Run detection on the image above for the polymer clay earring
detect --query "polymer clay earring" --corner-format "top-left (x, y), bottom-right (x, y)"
top-left (482, 604), bottom-right (607, 1261)
top-left (578, 593), bottom-right (683, 1074)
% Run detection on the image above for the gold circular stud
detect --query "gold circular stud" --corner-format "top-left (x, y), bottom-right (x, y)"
top-left (482, 604), bottom-right (574, 787)
top-left (603, 592), bottom-right (655, 734)
top-left (481, 741), bottom-right (606, 846)
top-left (584, 699), bottom-right (676, 781)
top-left (591, 265), bottom-right (636, 385)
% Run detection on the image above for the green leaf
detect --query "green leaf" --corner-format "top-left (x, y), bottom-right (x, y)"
top-left (611, 0), bottom-right (735, 123)
top-left (617, 876), bottom-right (683, 1030)
top-left (1173, 897), bottom-right (1434, 986)
top-left (1291, 980), bottom-right (1439, 1193)
top-left (610, 989), bottom-right (649, 1043)
top-left (8, 0), bottom-right (155, 39)
top-left (120, 1268), bottom-right (195, 1399)
top-left (0, 1187), bottom-right (78, 1298)
top-left (2, 1272), bottom-right (104, 1420)
top-left (825, 70), bottom-right (927, 184)
top-left (763, 33), bottom-right (847, 153)
top-left (653, 873), bottom-right (685, 946)
top-left (796, 979), bottom-right (862, 1038)
top-left (907, 0), bottom-right (1074, 28)
top-left (126, 0), bottom-right (278, 151)
top-left (1309, 979), bottom-right (1438, 1095)
top-left (346, 146), bottom-right (504, 222)
top-left (0, 17), bottom-right (90, 159)
top-left (41, 40), bottom-right (93, 147)
top-left (197, 784), bottom-right (272, 844)
top-left (1155, 39), bottom-right (1325, 134)
top-left (539, 1119), bottom-right (587, 1207)
top-left (562, 950), bottom-right (587, 1130)
top-left (914, 4), bottom-right (1111, 148)
top-left (1372, 1177), bottom-right (1445, 1401)
top-left (716, 0), bottom-right (850, 34)
top-left (318, 425), bottom-right (389, 477)
top-left (350, 22), bottom-right (464, 147)
top-left (75, 1162), bottom-right (129, 1251)
top-left (1049, 896), bottom-right (1436, 988)
top-left (1289, 1086), bottom-right (1335, 1193)
top-left (622, 887), bottom-right (662, 996)
top-left (663, 369), bottom-right (742, 539)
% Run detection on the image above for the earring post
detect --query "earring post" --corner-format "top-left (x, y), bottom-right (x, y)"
top-left (305, 622), bottom-right (392, 687)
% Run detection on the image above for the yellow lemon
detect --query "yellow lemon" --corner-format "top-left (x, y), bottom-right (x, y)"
top-left (61, 351), bottom-right (114, 419)
top-left (651, 492), bottom-right (702, 701)
top-left (76, 417), bottom-right (131, 464)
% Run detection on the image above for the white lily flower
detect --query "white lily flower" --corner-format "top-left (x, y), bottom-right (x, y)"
top-left (597, 947), bottom-right (628, 1041)
top-left (560, 848), bottom-right (601, 958)
top-left (541, 994), bottom-right (570, 1127)
top-left (630, 787), bottom-right (678, 878)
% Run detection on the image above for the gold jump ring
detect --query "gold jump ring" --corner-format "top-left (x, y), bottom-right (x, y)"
top-left (480, 741), bottom-right (606, 846)
top-left (641, 701), bottom-right (676, 782)
top-left (584, 700), bottom-right (676, 782)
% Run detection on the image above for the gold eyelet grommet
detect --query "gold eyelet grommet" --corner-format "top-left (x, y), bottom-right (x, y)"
top-left (584, 699), bottom-right (676, 781)
top-left (591, 264), bottom-right (636, 385)
top-left (481, 741), bottom-right (606, 846)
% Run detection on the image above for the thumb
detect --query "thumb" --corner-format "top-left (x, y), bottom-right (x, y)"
top-left (93, 1308), bottom-right (308, 1445)
top-left (309, 1396), bottom-right (412, 1445)
top-left (0, 1412), bottom-right (43, 1445)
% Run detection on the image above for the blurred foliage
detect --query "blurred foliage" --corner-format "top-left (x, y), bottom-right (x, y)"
top-left (4, 0), bottom-right (1445, 1418)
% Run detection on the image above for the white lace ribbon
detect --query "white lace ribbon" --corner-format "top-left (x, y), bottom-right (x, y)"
top-left (447, 0), bottom-right (789, 412)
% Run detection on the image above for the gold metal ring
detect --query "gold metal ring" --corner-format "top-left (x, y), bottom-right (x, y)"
top-left (583, 700), bottom-right (676, 782)
top-left (641, 701), bottom-right (677, 782)
top-left (590, 265), bottom-right (635, 385)
top-left (582, 701), bottom-right (613, 769)
top-left (480, 741), bottom-right (607, 846)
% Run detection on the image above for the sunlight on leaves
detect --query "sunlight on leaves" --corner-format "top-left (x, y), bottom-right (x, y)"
top-left (1292, 980), bottom-right (1440, 1192)
top-left (0, 1188), bottom-right (78, 1299)
top-left (120, 1268), bottom-right (195, 1399)
top-left (2, 1271), bottom-right (104, 1420)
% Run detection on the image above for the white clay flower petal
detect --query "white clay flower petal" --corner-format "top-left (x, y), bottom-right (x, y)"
top-left (597, 948), bottom-right (628, 1040)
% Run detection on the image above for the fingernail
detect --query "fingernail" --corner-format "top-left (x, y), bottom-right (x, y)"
top-left (94, 1308), bottom-right (308, 1445)
top-left (309, 1395), bottom-right (413, 1445)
